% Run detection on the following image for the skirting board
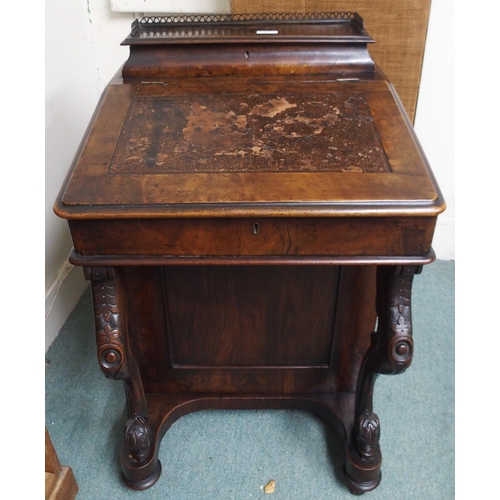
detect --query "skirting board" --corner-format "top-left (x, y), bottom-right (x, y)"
top-left (45, 263), bottom-right (88, 353)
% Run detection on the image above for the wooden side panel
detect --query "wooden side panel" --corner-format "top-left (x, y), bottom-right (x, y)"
top-left (117, 264), bottom-right (378, 396)
top-left (231, 0), bottom-right (431, 122)
top-left (163, 265), bottom-right (339, 367)
top-left (330, 266), bottom-right (378, 392)
top-left (122, 266), bottom-right (171, 392)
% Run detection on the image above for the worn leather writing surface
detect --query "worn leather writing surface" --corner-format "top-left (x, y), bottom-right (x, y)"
top-left (109, 93), bottom-right (390, 175)
top-left (56, 79), bottom-right (443, 215)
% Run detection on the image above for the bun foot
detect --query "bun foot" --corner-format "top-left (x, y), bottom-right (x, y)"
top-left (349, 488), bottom-right (365, 495)
top-left (121, 459), bottom-right (162, 490)
top-left (343, 465), bottom-right (381, 495)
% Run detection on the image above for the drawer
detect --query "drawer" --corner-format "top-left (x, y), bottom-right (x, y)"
top-left (69, 216), bottom-right (436, 258)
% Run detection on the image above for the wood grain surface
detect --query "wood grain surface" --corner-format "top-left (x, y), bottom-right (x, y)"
top-left (56, 78), bottom-right (443, 216)
top-left (54, 11), bottom-right (443, 495)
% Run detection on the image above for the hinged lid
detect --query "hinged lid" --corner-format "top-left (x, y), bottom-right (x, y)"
top-left (54, 13), bottom-right (445, 220)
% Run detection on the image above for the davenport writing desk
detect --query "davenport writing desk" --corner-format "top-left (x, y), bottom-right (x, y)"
top-left (54, 13), bottom-right (445, 495)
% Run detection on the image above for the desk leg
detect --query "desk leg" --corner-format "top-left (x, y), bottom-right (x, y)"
top-left (344, 265), bottom-right (421, 494)
top-left (84, 266), bottom-right (162, 490)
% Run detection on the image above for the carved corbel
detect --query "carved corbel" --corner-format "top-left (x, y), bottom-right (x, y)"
top-left (379, 265), bottom-right (421, 375)
top-left (352, 265), bottom-right (422, 463)
top-left (84, 266), bottom-right (154, 465)
top-left (84, 267), bottom-right (129, 380)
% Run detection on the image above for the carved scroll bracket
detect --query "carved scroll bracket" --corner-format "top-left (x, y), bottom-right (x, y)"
top-left (84, 266), bottom-right (155, 468)
top-left (353, 265), bottom-right (422, 464)
top-left (380, 265), bottom-right (421, 375)
top-left (84, 266), bottom-right (129, 380)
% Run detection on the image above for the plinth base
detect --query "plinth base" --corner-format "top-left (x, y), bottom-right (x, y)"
top-left (118, 393), bottom-right (382, 494)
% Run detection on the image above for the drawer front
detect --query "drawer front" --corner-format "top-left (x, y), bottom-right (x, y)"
top-left (70, 216), bottom-right (436, 258)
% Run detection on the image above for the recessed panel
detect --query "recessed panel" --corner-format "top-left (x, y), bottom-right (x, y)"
top-left (163, 265), bottom-right (340, 368)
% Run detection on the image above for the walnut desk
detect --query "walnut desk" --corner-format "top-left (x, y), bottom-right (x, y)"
top-left (54, 13), bottom-right (445, 495)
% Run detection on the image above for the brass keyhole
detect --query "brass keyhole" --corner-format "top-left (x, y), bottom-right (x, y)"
top-left (253, 223), bottom-right (260, 235)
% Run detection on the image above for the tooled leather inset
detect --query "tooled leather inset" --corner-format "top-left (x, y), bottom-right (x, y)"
top-left (108, 93), bottom-right (390, 175)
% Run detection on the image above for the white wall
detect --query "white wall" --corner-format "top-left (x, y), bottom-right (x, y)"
top-left (110, 0), bottom-right (230, 12)
top-left (413, 0), bottom-right (454, 262)
top-left (45, 0), bottom-right (455, 351)
top-left (45, 1), bottom-right (134, 351)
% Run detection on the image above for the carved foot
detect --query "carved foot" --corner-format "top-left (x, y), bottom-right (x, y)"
top-left (349, 488), bottom-right (365, 496)
top-left (354, 411), bottom-right (380, 460)
top-left (121, 459), bottom-right (162, 491)
top-left (343, 466), bottom-right (381, 495)
top-left (125, 416), bottom-right (153, 463)
top-left (121, 415), bottom-right (161, 490)
top-left (343, 411), bottom-right (382, 494)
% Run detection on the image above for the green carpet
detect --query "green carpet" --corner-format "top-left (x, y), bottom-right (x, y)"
top-left (45, 260), bottom-right (454, 499)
